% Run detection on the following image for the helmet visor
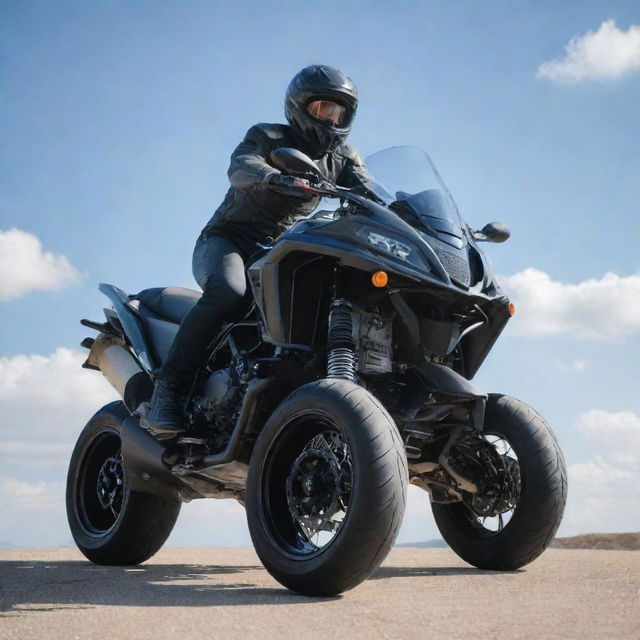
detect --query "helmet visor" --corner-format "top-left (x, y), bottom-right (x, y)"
top-left (307, 100), bottom-right (348, 126)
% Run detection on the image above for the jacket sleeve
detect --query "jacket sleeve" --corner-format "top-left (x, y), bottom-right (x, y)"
top-left (227, 126), bottom-right (280, 191)
top-left (335, 146), bottom-right (374, 189)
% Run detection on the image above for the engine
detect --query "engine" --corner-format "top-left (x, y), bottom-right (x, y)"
top-left (191, 366), bottom-right (243, 451)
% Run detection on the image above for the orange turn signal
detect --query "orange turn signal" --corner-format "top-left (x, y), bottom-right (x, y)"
top-left (508, 302), bottom-right (516, 317)
top-left (371, 271), bottom-right (388, 288)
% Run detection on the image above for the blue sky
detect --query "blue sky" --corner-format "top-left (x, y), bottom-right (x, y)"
top-left (1, 1), bottom-right (639, 547)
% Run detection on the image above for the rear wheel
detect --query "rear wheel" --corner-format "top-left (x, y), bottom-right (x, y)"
top-left (246, 379), bottom-right (408, 596)
top-left (66, 401), bottom-right (181, 565)
top-left (431, 394), bottom-right (567, 570)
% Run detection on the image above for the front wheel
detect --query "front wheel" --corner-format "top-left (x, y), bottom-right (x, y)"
top-left (246, 379), bottom-right (408, 596)
top-left (66, 401), bottom-right (181, 565)
top-left (431, 394), bottom-right (567, 570)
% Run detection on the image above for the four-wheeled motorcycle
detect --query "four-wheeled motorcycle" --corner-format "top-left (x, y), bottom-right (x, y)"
top-left (67, 145), bottom-right (567, 596)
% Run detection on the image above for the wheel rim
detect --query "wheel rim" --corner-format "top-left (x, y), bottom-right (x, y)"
top-left (460, 433), bottom-right (521, 536)
top-left (76, 427), bottom-right (126, 536)
top-left (261, 415), bottom-right (352, 557)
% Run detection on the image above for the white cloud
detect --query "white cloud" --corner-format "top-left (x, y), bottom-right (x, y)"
top-left (0, 228), bottom-right (82, 302)
top-left (554, 358), bottom-right (587, 372)
top-left (0, 476), bottom-right (65, 511)
top-left (559, 409), bottom-right (640, 536)
top-left (0, 348), bottom-right (118, 455)
top-left (500, 268), bottom-right (640, 339)
top-left (0, 476), bottom-right (69, 547)
top-left (0, 349), bottom-right (113, 547)
top-left (537, 19), bottom-right (640, 83)
top-left (0, 348), bottom-right (117, 492)
top-left (576, 409), bottom-right (640, 449)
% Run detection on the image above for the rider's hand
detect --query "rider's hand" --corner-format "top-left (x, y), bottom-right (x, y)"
top-left (267, 174), bottom-right (314, 198)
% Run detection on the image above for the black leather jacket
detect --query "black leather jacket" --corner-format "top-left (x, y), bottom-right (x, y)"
top-left (202, 122), bottom-right (373, 256)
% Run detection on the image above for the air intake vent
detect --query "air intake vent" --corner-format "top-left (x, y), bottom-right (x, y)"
top-left (430, 244), bottom-right (471, 286)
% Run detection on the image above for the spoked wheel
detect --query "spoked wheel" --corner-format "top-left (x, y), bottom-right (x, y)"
top-left (66, 401), bottom-right (181, 565)
top-left (247, 380), bottom-right (408, 596)
top-left (283, 429), bottom-right (352, 553)
top-left (459, 433), bottom-right (522, 536)
top-left (431, 394), bottom-right (567, 570)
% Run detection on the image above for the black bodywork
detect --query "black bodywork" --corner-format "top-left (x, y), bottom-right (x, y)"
top-left (248, 201), bottom-right (511, 379)
top-left (85, 146), bottom-right (513, 505)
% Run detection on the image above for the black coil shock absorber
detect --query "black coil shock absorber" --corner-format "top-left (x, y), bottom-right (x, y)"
top-left (327, 300), bottom-right (357, 383)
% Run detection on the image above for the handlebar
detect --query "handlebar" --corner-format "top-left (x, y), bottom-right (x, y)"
top-left (300, 172), bottom-right (353, 200)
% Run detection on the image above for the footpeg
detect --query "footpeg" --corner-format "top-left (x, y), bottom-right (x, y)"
top-left (177, 436), bottom-right (208, 446)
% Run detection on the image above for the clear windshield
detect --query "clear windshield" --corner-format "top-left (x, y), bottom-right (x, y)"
top-left (365, 146), bottom-right (462, 231)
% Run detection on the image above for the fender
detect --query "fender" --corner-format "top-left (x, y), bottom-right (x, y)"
top-left (99, 283), bottom-right (157, 372)
top-left (415, 360), bottom-right (487, 429)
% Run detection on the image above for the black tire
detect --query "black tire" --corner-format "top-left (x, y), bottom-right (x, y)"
top-left (431, 394), bottom-right (567, 570)
top-left (246, 379), bottom-right (408, 596)
top-left (66, 401), bottom-right (181, 565)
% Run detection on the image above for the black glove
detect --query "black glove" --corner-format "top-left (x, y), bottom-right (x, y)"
top-left (266, 173), bottom-right (313, 198)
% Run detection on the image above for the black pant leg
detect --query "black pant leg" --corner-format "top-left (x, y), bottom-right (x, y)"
top-left (160, 234), bottom-right (248, 385)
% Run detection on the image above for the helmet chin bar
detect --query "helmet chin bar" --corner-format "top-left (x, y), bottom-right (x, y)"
top-left (297, 122), bottom-right (346, 157)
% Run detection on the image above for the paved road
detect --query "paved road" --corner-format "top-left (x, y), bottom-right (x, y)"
top-left (1, 547), bottom-right (638, 640)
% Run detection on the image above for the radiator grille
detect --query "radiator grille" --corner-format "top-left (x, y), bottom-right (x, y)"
top-left (431, 244), bottom-right (471, 286)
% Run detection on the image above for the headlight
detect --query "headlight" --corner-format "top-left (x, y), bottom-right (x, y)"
top-left (367, 232), bottom-right (412, 261)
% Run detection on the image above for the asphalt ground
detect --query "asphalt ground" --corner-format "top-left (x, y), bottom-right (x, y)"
top-left (1, 547), bottom-right (638, 640)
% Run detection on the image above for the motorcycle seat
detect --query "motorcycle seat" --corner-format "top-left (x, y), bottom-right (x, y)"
top-left (134, 287), bottom-right (201, 324)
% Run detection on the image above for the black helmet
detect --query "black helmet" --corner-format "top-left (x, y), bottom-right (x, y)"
top-left (285, 65), bottom-right (358, 157)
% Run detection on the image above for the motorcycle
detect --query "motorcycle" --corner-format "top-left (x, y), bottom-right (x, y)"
top-left (67, 145), bottom-right (567, 596)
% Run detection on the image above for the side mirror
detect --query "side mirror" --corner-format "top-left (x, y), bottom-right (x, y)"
top-left (270, 147), bottom-right (325, 178)
top-left (473, 222), bottom-right (511, 243)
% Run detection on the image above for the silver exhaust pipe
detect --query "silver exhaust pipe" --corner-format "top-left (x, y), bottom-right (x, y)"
top-left (84, 333), bottom-right (153, 413)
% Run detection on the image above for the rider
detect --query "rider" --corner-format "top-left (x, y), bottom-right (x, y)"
top-left (143, 64), bottom-right (375, 439)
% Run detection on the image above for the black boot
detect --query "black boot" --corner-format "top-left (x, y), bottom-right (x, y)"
top-left (140, 377), bottom-right (187, 440)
